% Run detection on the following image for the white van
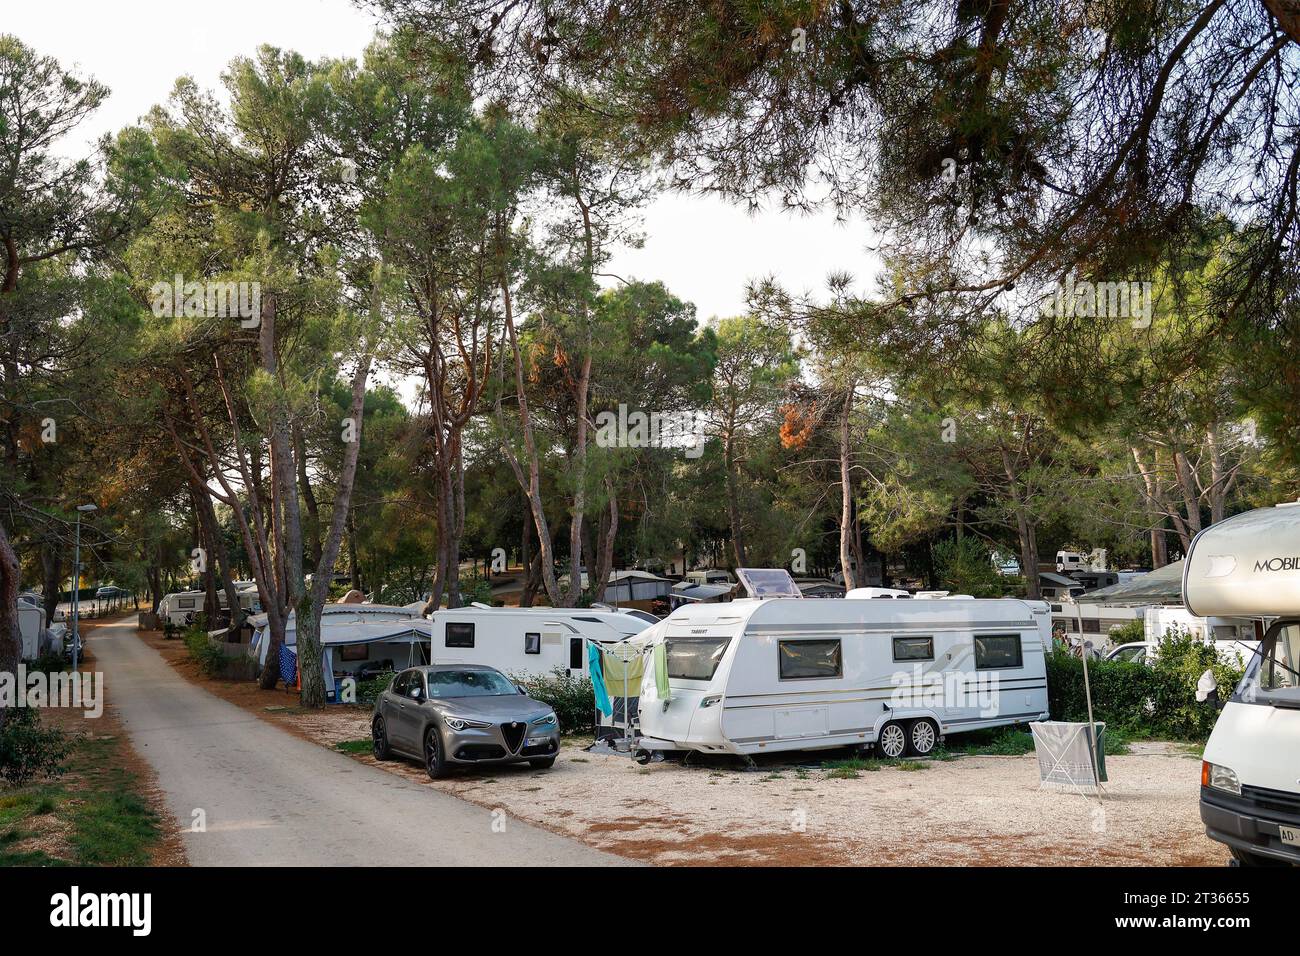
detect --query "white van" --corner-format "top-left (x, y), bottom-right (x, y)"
top-left (1186, 503), bottom-right (1300, 866)
top-left (635, 569), bottom-right (1049, 759)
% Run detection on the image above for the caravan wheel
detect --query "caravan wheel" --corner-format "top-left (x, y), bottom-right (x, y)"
top-left (877, 721), bottom-right (908, 759)
top-left (908, 719), bottom-right (939, 757)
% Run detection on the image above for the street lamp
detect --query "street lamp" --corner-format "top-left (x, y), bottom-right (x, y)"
top-left (71, 503), bottom-right (97, 672)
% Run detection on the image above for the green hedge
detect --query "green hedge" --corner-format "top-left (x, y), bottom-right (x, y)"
top-left (512, 669), bottom-right (596, 734)
top-left (1046, 629), bottom-right (1244, 740)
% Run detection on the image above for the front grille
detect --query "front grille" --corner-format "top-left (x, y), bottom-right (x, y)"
top-left (500, 721), bottom-right (526, 753)
top-left (455, 744), bottom-right (506, 761)
top-left (1243, 784), bottom-right (1300, 819)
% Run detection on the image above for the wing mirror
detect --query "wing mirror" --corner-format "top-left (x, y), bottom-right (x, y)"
top-left (1195, 668), bottom-right (1221, 708)
top-left (411, 686), bottom-right (424, 702)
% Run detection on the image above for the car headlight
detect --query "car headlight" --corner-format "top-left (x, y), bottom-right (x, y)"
top-left (444, 716), bottom-right (490, 731)
top-left (531, 712), bottom-right (557, 727)
top-left (1201, 760), bottom-right (1240, 795)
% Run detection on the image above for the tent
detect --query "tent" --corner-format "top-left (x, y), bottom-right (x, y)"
top-left (1075, 560), bottom-right (1185, 606)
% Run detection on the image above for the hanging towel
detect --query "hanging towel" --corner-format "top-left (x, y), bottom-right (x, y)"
top-left (601, 646), bottom-right (646, 692)
top-left (653, 642), bottom-right (671, 701)
top-left (587, 641), bottom-right (612, 716)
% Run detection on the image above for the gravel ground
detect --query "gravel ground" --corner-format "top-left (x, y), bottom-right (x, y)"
top-left (137, 630), bottom-right (1224, 866)
top-left (290, 706), bottom-right (1224, 866)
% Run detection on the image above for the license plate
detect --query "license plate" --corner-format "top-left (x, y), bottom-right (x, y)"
top-left (1281, 826), bottom-right (1300, 847)
top-left (525, 735), bottom-right (549, 747)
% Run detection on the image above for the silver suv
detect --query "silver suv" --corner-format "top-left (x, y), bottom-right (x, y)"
top-left (372, 664), bottom-right (560, 779)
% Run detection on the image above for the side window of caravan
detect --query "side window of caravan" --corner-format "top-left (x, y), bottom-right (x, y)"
top-left (445, 622), bottom-right (475, 648)
top-left (974, 634), bottom-right (1023, 670)
top-left (179, 597), bottom-right (196, 609)
top-left (524, 632), bottom-right (541, 655)
top-left (778, 640), bottom-right (842, 680)
top-left (570, 638), bottom-right (583, 670)
top-left (892, 636), bottom-right (934, 662)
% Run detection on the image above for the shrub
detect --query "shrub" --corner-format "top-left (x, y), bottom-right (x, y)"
top-left (1046, 627), bottom-right (1243, 740)
top-left (0, 709), bottom-right (72, 787)
top-left (356, 672), bottom-right (397, 708)
top-left (512, 668), bottom-right (596, 734)
top-left (933, 537), bottom-right (1008, 598)
top-left (1106, 619), bottom-right (1146, 646)
top-left (183, 625), bottom-right (227, 677)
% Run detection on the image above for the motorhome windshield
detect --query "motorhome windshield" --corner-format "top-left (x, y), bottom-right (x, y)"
top-left (1237, 622), bottom-right (1300, 708)
top-left (665, 636), bottom-right (732, 681)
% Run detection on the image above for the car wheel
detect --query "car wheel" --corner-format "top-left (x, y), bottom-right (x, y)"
top-left (529, 756), bottom-right (557, 770)
top-left (877, 720), bottom-right (907, 759)
top-left (908, 719), bottom-right (939, 757)
top-left (372, 716), bottom-right (392, 761)
top-left (424, 727), bottom-right (449, 779)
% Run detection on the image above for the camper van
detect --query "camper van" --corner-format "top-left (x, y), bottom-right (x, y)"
top-left (685, 569), bottom-right (733, 587)
top-left (635, 570), bottom-right (1049, 760)
top-left (428, 605), bottom-right (652, 679)
top-left (1186, 503), bottom-right (1300, 866)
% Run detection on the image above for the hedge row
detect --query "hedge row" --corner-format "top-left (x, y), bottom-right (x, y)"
top-left (1046, 629), bottom-right (1245, 740)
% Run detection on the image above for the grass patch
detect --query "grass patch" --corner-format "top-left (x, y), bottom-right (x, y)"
top-left (0, 731), bottom-right (162, 867)
top-left (947, 726), bottom-right (1036, 756)
top-left (334, 739), bottom-right (372, 754)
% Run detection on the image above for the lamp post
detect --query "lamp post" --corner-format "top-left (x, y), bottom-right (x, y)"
top-left (71, 503), bottom-right (97, 672)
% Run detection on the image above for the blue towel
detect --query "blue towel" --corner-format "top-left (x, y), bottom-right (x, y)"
top-left (279, 645), bottom-right (298, 686)
top-left (587, 641), bottom-right (612, 717)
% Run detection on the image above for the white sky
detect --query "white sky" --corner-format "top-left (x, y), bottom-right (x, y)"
top-left (10, 0), bottom-right (882, 325)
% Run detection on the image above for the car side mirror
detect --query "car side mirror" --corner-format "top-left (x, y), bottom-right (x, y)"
top-left (1195, 668), bottom-right (1220, 707)
top-left (411, 686), bottom-right (424, 702)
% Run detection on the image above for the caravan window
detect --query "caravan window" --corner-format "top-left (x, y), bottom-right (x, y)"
top-left (666, 637), bottom-right (732, 681)
top-left (179, 597), bottom-right (196, 609)
top-left (445, 623), bottom-right (474, 648)
top-left (778, 640), bottom-right (842, 680)
top-left (892, 637), bottom-right (934, 662)
top-left (570, 638), bottom-right (583, 669)
top-left (524, 632), bottom-right (541, 655)
top-left (975, 634), bottom-right (1023, 670)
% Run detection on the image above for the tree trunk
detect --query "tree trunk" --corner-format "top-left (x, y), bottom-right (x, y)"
top-left (41, 540), bottom-right (62, 631)
top-left (722, 424), bottom-right (748, 567)
top-left (838, 387), bottom-right (857, 590)
top-left (0, 520), bottom-right (20, 732)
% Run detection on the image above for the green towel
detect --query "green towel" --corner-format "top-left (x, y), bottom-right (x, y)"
top-left (653, 642), bottom-right (671, 701)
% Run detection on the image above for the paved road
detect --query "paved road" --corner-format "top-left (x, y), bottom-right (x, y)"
top-left (91, 619), bottom-right (628, 866)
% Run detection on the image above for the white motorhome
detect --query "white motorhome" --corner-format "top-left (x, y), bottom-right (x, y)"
top-left (635, 569), bottom-right (1049, 759)
top-left (685, 569), bottom-right (733, 587)
top-left (1187, 503), bottom-right (1300, 866)
top-left (428, 605), bottom-right (652, 679)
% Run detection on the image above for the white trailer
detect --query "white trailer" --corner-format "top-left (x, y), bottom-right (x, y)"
top-left (635, 572), bottom-right (1049, 759)
top-left (1187, 503), bottom-right (1300, 865)
top-left (427, 605), bottom-right (652, 679)
top-left (158, 585), bottom-right (260, 627)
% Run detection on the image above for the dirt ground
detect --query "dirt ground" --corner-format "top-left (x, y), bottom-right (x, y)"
top-left (137, 624), bottom-right (1224, 866)
top-left (5, 612), bottom-right (186, 866)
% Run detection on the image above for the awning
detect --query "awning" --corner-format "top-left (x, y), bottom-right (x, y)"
top-left (1075, 560), bottom-right (1184, 605)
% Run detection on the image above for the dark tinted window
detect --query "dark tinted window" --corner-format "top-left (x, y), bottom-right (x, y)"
top-left (404, 671), bottom-right (426, 699)
top-left (974, 635), bottom-right (1023, 670)
top-left (524, 632), bottom-right (541, 655)
top-left (446, 622), bottom-right (474, 648)
top-left (778, 640), bottom-right (842, 680)
top-left (893, 636), bottom-right (934, 662)
top-left (391, 671), bottom-right (410, 697)
top-left (570, 638), bottom-right (583, 669)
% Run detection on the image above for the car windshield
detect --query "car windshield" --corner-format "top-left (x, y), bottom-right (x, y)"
top-left (425, 669), bottom-right (517, 698)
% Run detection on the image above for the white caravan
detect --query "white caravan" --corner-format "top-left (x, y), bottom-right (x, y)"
top-left (428, 605), bottom-right (652, 679)
top-left (17, 601), bottom-right (66, 660)
top-left (635, 570), bottom-right (1049, 759)
top-left (1187, 503), bottom-right (1300, 865)
top-left (158, 584), bottom-right (260, 627)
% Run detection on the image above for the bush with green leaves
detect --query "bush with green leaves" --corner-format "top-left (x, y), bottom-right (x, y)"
top-left (0, 709), bottom-right (72, 787)
top-left (1106, 619), bottom-right (1146, 646)
top-left (933, 536), bottom-right (1010, 598)
top-left (512, 668), bottom-right (596, 734)
top-left (356, 672), bottom-right (397, 708)
top-left (183, 624), bottom-right (227, 677)
top-left (1046, 627), bottom-right (1243, 740)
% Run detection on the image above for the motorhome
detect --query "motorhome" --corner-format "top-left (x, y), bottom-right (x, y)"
top-left (1186, 502), bottom-right (1300, 866)
top-left (635, 569), bottom-right (1049, 760)
top-left (685, 569), bottom-right (733, 587)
